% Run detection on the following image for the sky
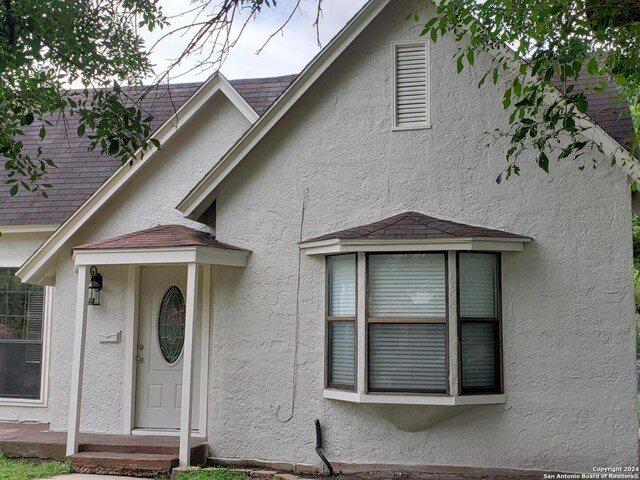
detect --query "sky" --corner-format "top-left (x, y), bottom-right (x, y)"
top-left (143, 0), bottom-right (368, 82)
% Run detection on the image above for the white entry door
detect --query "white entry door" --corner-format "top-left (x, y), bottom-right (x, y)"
top-left (135, 266), bottom-right (200, 430)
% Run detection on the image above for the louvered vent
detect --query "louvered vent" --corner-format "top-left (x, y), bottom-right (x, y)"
top-left (394, 42), bottom-right (429, 128)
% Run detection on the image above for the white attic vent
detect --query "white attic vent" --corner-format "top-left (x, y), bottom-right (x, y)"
top-left (393, 41), bottom-right (430, 130)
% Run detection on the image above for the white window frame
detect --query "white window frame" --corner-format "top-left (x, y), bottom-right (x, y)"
top-left (392, 40), bottom-right (432, 131)
top-left (323, 251), bottom-right (505, 406)
top-left (0, 263), bottom-right (52, 407)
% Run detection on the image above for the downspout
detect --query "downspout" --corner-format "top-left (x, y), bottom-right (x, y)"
top-left (314, 419), bottom-right (334, 476)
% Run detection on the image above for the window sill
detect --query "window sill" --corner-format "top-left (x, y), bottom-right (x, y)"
top-left (392, 124), bottom-right (432, 132)
top-left (0, 398), bottom-right (46, 408)
top-left (323, 389), bottom-right (505, 406)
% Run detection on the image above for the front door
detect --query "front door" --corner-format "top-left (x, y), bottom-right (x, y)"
top-left (135, 266), bottom-right (200, 430)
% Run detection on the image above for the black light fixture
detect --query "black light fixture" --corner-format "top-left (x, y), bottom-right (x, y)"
top-left (88, 266), bottom-right (103, 306)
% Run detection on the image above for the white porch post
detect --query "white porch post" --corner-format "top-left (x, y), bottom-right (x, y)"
top-left (66, 265), bottom-right (89, 456)
top-left (179, 263), bottom-right (200, 466)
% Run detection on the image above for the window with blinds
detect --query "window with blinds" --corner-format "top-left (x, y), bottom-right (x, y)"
top-left (326, 254), bottom-right (356, 390)
top-left (393, 42), bottom-right (430, 129)
top-left (458, 253), bottom-right (501, 394)
top-left (367, 253), bottom-right (447, 394)
top-left (0, 268), bottom-right (45, 399)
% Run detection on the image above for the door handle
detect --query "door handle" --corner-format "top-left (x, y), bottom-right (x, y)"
top-left (137, 355), bottom-right (144, 361)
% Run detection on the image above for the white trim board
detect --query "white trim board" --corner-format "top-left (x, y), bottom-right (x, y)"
top-left (323, 389), bottom-right (506, 406)
top-left (73, 246), bottom-right (250, 268)
top-left (17, 73), bottom-right (258, 286)
top-left (0, 225), bottom-right (60, 234)
top-left (299, 237), bottom-right (531, 255)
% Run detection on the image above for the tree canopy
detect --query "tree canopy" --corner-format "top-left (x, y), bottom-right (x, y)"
top-left (421, 0), bottom-right (640, 182)
top-left (0, 0), bottom-right (166, 197)
top-left (1, 0), bottom-right (639, 197)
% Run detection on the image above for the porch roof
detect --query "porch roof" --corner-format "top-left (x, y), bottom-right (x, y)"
top-left (73, 224), bottom-right (250, 267)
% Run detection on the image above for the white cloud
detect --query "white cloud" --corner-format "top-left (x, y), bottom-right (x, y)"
top-left (143, 0), bottom-right (367, 82)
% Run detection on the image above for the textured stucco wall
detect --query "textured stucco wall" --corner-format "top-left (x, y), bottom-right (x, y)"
top-left (0, 232), bottom-right (52, 423)
top-left (211, 1), bottom-right (637, 473)
top-left (43, 93), bottom-right (250, 433)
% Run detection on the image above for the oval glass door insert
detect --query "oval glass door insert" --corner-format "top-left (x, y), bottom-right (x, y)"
top-left (158, 286), bottom-right (186, 364)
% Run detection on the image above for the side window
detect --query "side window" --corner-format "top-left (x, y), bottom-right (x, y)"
top-left (458, 253), bottom-right (502, 394)
top-left (326, 254), bottom-right (357, 390)
top-left (393, 41), bottom-right (430, 129)
top-left (0, 268), bottom-right (45, 399)
top-left (367, 253), bottom-right (447, 393)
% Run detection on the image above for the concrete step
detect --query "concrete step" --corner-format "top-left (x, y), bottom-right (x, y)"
top-left (79, 441), bottom-right (178, 456)
top-left (69, 451), bottom-right (179, 478)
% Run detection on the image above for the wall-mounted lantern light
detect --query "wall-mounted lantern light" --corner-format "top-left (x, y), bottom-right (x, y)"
top-left (88, 266), bottom-right (103, 306)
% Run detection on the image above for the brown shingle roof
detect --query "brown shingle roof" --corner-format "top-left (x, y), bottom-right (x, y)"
top-left (74, 224), bottom-right (248, 251)
top-left (302, 212), bottom-right (529, 243)
top-left (231, 74), bottom-right (298, 115)
top-left (553, 74), bottom-right (634, 150)
top-left (0, 75), bottom-right (296, 227)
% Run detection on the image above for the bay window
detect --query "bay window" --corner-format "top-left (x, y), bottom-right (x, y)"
top-left (324, 251), bottom-right (503, 399)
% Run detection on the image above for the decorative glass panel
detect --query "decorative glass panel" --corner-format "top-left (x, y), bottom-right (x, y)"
top-left (0, 268), bottom-right (44, 399)
top-left (459, 253), bottom-right (498, 318)
top-left (328, 321), bottom-right (355, 387)
top-left (368, 254), bottom-right (446, 318)
top-left (461, 322), bottom-right (498, 392)
top-left (328, 255), bottom-right (356, 317)
top-left (368, 323), bottom-right (446, 393)
top-left (158, 286), bottom-right (185, 364)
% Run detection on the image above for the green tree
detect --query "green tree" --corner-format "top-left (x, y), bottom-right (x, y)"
top-left (0, 0), bottom-right (166, 197)
top-left (421, 0), bottom-right (640, 182)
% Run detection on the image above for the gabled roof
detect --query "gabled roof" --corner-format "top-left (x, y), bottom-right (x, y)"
top-left (1, 75), bottom-right (295, 228)
top-left (177, 0), bottom-right (636, 219)
top-left (17, 73), bottom-right (293, 284)
top-left (74, 224), bottom-right (247, 251)
top-left (302, 211), bottom-right (529, 243)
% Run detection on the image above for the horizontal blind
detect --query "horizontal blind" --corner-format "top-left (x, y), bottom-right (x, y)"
top-left (369, 323), bottom-right (446, 392)
top-left (459, 253), bottom-right (498, 318)
top-left (328, 321), bottom-right (355, 387)
top-left (328, 254), bottom-right (356, 317)
top-left (368, 254), bottom-right (446, 317)
top-left (395, 43), bottom-right (428, 127)
top-left (461, 322), bottom-right (497, 390)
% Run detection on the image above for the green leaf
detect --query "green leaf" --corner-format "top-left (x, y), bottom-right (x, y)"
top-left (538, 152), bottom-right (549, 173)
top-left (9, 185), bottom-right (18, 196)
top-left (466, 49), bottom-right (474, 66)
top-left (502, 88), bottom-right (512, 109)
top-left (457, 55), bottom-right (464, 73)
top-left (77, 124), bottom-right (86, 137)
top-left (587, 57), bottom-right (598, 75)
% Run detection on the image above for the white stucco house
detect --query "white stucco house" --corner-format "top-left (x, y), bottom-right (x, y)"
top-left (0, 0), bottom-right (637, 476)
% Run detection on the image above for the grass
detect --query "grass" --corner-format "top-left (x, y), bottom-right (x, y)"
top-left (0, 454), bottom-right (72, 480)
top-left (170, 469), bottom-right (281, 480)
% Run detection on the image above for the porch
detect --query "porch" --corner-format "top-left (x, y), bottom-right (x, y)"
top-left (0, 422), bottom-right (207, 476)
top-left (66, 225), bottom-right (250, 470)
